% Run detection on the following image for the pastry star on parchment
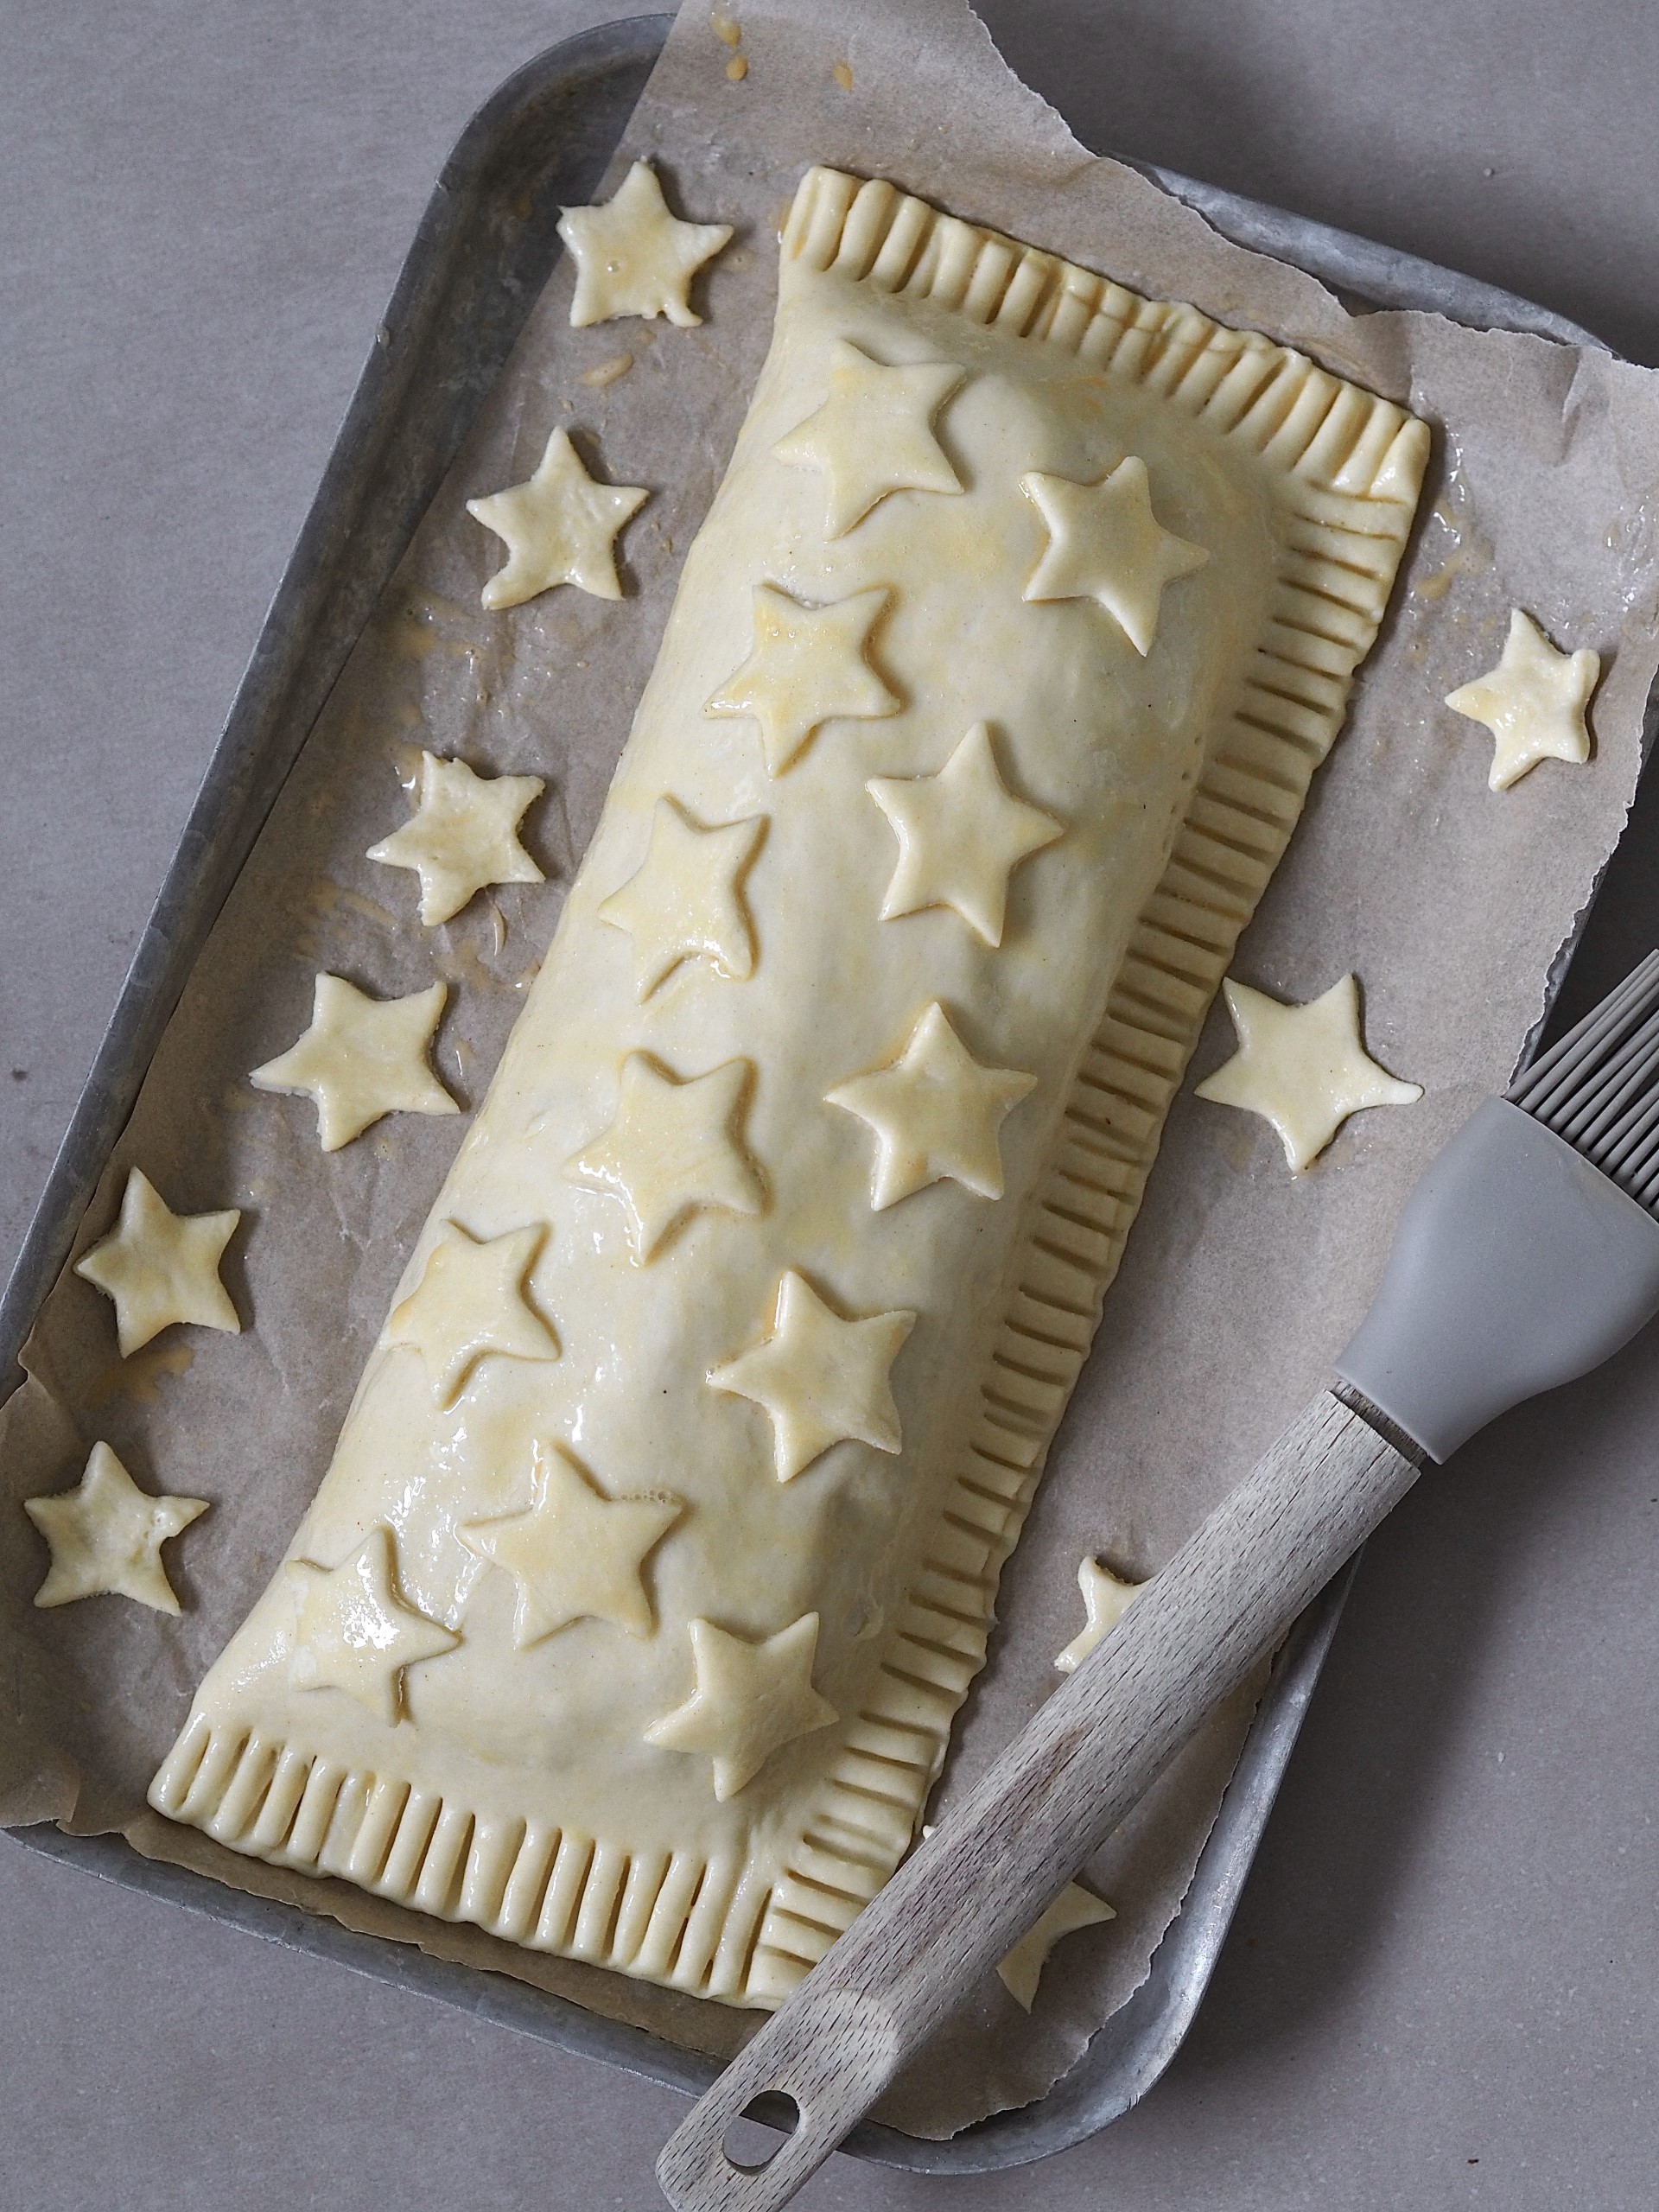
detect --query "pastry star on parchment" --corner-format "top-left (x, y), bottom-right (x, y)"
top-left (366, 752), bottom-right (544, 925)
top-left (996, 1882), bottom-right (1116, 2010)
top-left (868, 722), bottom-right (1063, 948)
top-left (1055, 1554), bottom-right (1143, 1674)
top-left (286, 1525), bottom-right (459, 1726)
top-left (709, 1269), bottom-right (915, 1482)
top-left (251, 975), bottom-right (459, 1153)
top-left (467, 428), bottom-right (649, 609)
top-left (704, 582), bottom-right (898, 776)
top-left (772, 339), bottom-right (964, 537)
top-left (73, 1166), bottom-right (240, 1358)
top-left (25, 1441), bottom-right (208, 1615)
top-left (387, 1221), bottom-right (560, 1407)
top-left (460, 1440), bottom-right (680, 1647)
top-left (556, 159), bottom-right (733, 329)
top-left (1021, 456), bottom-right (1208, 654)
top-left (596, 796), bottom-right (766, 998)
top-left (1443, 607), bottom-right (1600, 791)
top-left (827, 1001), bottom-right (1037, 1211)
top-left (1196, 974), bottom-right (1421, 1173)
top-left (644, 1612), bottom-right (837, 1801)
top-left (563, 1052), bottom-right (765, 1262)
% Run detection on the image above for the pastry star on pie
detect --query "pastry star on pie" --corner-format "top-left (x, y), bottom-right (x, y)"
top-left (251, 975), bottom-right (459, 1153)
top-left (1196, 973), bottom-right (1421, 1172)
top-left (556, 159), bottom-right (733, 329)
top-left (868, 722), bottom-right (1063, 947)
top-left (1443, 607), bottom-right (1599, 791)
top-left (387, 1221), bottom-right (560, 1407)
top-left (1055, 1554), bottom-right (1142, 1674)
top-left (467, 428), bottom-right (649, 609)
top-left (596, 796), bottom-right (766, 998)
top-left (827, 1001), bottom-right (1037, 1211)
top-left (286, 1525), bottom-right (459, 1726)
top-left (704, 582), bottom-right (898, 775)
top-left (26, 1441), bottom-right (208, 1615)
top-left (73, 1166), bottom-right (241, 1358)
top-left (460, 1440), bottom-right (680, 1647)
top-left (772, 339), bottom-right (964, 537)
top-left (366, 752), bottom-right (544, 926)
top-left (996, 1882), bottom-right (1116, 2010)
top-left (709, 1269), bottom-right (915, 1482)
top-left (1021, 456), bottom-right (1208, 654)
top-left (563, 1052), bottom-right (765, 1262)
top-left (645, 1613), bottom-right (837, 1800)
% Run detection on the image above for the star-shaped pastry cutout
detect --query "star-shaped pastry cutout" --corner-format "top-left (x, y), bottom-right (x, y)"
top-left (826, 1001), bottom-right (1036, 1211)
top-left (704, 583), bottom-right (898, 776)
top-left (1021, 456), bottom-right (1208, 654)
top-left (285, 1524), bottom-right (460, 1726)
top-left (366, 752), bottom-right (544, 925)
top-left (1443, 607), bottom-right (1600, 791)
top-left (1055, 1554), bottom-right (1143, 1674)
top-left (73, 1166), bottom-right (240, 1359)
top-left (996, 1882), bottom-right (1116, 2011)
top-left (596, 796), bottom-right (766, 999)
top-left (386, 1220), bottom-right (560, 1407)
top-left (868, 722), bottom-right (1063, 948)
top-left (1195, 974), bottom-right (1421, 1173)
top-left (459, 1440), bottom-right (680, 1647)
top-left (556, 159), bottom-right (733, 329)
top-left (708, 1269), bottom-right (914, 1482)
top-left (25, 1442), bottom-right (208, 1615)
top-left (644, 1613), bottom-right (837, 1800)
top-left (250, 974), bottom-right (459, 1153)
top-left (563, 1052), bottom-right (765, 1262)
top-left (467, 428), bottom-right (649, 609)
top-left (772, 339), bottom-right (964, 537)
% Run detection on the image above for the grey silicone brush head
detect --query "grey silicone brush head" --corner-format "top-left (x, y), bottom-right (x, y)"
top-left (1336, 951), bottom-right (1659, 1463)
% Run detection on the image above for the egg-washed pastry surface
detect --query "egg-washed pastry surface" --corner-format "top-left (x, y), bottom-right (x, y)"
top-left (149, 165), bottom-right (1427, 2008)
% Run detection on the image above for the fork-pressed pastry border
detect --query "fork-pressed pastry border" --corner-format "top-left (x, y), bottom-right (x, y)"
top-left (151, 164), bottom-right (1428, 2009)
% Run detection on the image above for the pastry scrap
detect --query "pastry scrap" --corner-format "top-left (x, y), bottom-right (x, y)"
top-left (1444, 607), bottom-right (1599, 791)
top-left (366, 752), bottom-right (544, 925)
top-left (386, 1222), bottom-right (560, 1406)
top-left (285, 1527), bottom-right (459, 1725)
top-left (825, 1001), bottom-right (1036, 1209)
top-left (1055, 1554), bottom-right (1142, 1674)
top-left (1021, 456), bottom-right (1208, 654)
top-left (250, 974), bottom-right (458, 1152)
top-left (646, 1613), bottom-right (838, 1801)
top-left (73, 1167), bottom-right (240, 1358)
top-left (996, 1881), bottom-right (1116, 2011)
top-left (26, 1441), bottom-right (207, 1614)
top-left (597, 797), bottom-right (766, 998)
top-left (460, 1441), bottom-right (680, 1646)
top-left (153, 166), bottom-right (1427, 2008)
top-left (772, 339), bottom-right (963, 537)
top-left (467, 428), bottom-right (648, 609)
top-left (868, 722), bottom-right (1063, 947)
top-left (557, 159), bottom-right (733, 328)
top-left (1197, 975), bottom-right (1421, 1172)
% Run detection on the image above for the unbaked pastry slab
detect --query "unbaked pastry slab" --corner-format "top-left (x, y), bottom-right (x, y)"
top-left (149, 163), bottom-right (1427, 2009)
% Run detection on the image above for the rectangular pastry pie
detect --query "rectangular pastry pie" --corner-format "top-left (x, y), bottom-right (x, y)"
top-left (149, 165), bottom-right (1427, 2007)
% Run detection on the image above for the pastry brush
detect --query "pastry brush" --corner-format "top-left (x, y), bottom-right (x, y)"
top-left (657, 949), bottom-right (1659, 2212)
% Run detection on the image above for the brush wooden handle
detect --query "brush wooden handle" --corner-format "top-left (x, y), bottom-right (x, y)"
top-left (657, 1390), bottom-right (1421, 2212)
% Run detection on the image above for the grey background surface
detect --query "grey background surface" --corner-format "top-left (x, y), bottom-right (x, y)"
top-left (5, 3), bottom-right (1659, 2207)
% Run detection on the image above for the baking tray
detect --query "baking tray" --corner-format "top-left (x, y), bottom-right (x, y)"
top-left (0, 11), bottom-right (1614, 2178)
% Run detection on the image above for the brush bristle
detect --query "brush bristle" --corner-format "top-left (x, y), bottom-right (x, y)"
top-left (1508, 950), bottom-right (1659, 1211)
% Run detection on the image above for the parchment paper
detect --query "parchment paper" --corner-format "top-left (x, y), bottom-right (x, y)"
top-left (5, 0), bottom-right (1659, 2142)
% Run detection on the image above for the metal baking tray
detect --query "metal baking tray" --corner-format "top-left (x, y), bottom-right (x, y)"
top-left (0, 11), bottom-right (1611, 2178)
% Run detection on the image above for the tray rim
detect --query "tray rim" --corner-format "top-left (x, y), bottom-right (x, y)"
top-left (0, 8), bottom-right (1614, 2179)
